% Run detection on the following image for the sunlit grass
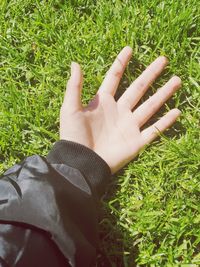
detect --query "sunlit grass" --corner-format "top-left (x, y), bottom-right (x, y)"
top-left (0, 1), bottom-right (199, 266)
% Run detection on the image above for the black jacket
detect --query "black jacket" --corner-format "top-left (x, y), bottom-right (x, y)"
top-left (0, 140), bottom-right (111, 267)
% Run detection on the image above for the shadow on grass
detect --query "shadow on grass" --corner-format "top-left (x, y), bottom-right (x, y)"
top-left (97, 166), bottom-right (139, 267)
top-left (95, 58), bottom-right (186, 266)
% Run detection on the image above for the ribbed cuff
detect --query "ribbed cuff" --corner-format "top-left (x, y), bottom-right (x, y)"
top-left (46, 140), bottom-right (111, 199)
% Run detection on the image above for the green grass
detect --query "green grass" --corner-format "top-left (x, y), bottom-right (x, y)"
top-left (0, 0), bottom-right (200, 266)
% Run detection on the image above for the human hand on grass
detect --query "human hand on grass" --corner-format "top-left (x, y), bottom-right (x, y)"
top-left (60, 46), bottom-right (181, 174)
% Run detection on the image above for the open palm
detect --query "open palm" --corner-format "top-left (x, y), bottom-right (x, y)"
top-left (60, 47), bottom-right (181, 174)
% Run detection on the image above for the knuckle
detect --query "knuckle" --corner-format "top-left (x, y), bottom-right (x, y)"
top-left (124, 97), bottom-right (132, 109)
top-left (147, 98), bottom-right (158, 111)
top-left (151, 70), bottom-right (158, 80)
top-left (114, 70), bottom-right (122, 78)
top-left (136, 79), bottom-right (146, 89)
top-left (74, 81), bottom-right (81, 88)
top-left (110, 67), bottom-right (122, 78)
top-left (149, 101), bottom-right (157, 112)
top-left (68, 78), bottom-right (81, 88)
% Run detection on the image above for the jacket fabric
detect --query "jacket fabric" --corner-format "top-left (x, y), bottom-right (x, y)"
top-left (0, 140), bottom-right (111, 267)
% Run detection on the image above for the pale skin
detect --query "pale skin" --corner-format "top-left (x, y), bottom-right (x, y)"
top-left (60, 46), bottom-right (181, 175)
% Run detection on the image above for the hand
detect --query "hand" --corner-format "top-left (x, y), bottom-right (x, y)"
top-left (60, 46), bottom-right (181, 174)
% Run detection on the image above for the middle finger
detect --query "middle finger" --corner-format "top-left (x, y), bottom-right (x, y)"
top-left (117, 56), bottom-right (168, 110)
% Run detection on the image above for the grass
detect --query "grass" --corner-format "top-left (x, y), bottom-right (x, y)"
top-left (0, 0), bottom-right (199, 266)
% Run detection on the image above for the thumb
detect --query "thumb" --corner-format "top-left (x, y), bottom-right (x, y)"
top-left (63, 62), bottom-right (83, 112)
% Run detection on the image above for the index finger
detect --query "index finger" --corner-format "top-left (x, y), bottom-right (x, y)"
top-left (97, 46), bottom-right (132, 96)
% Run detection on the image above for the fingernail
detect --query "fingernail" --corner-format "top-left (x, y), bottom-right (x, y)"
top-left (160, 55), bottom-right (169, 64)
top-left (175, 108), bottom-right (181, 116)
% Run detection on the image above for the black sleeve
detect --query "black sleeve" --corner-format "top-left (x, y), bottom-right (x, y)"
top-left (0, 140), bottom-right (111, 267)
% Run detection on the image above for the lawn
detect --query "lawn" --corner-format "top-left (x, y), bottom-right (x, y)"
top-left (0, 0), bottom-right (200, 266)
